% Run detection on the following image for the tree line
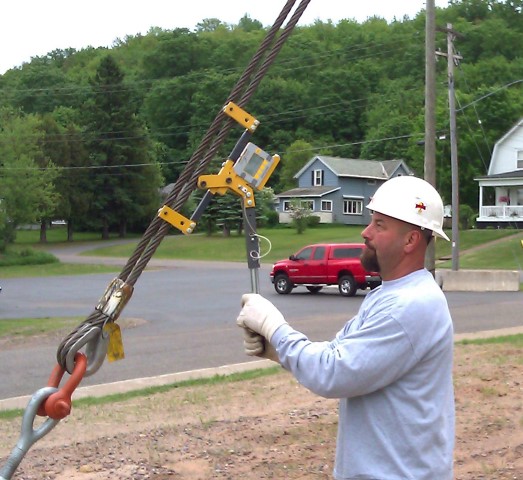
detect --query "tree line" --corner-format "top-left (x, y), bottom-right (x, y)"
top-left (0, 0), bottom-right (522, 249)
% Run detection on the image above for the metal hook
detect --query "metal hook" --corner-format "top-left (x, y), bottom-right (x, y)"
top-left (0, 387), bottom-right (59, 480)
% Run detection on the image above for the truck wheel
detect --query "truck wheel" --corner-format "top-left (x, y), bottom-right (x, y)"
top-left (274, 274), bottom-right (293, 294)
top-left (306, 286), bottom-right (323, 294)
top-left (338, 275), bottom-right (357, 297)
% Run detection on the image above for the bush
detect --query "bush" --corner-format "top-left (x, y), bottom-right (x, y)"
top-left (306, 215), bottom-right (321, 228)
top-left (264, 210), bottom-right (280, 228)
top-left (459, 204), bottom-right (477, 230)
top-left (0, 248), bottom-right (59, 266)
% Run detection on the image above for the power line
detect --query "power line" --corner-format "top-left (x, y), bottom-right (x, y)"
top-left (456, 79), bottom-right (523, 112)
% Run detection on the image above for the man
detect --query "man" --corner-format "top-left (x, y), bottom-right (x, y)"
top-left (237, 175), bottom-right (455, 480)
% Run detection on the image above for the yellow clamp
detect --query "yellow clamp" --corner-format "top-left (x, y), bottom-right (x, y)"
top-left (158, 206), bottom-right (196, 235)
top-left (96, 278), bottom-right (134, 322)
top-left (223, 102), bottom-right (259, 132)
top-left (197, 160), bottom-right (256, 207)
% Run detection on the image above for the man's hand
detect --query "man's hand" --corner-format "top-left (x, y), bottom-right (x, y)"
top-left (236, 293), bottom-right (287, 342)
top-left (242, 328), bottom-right (279, 363)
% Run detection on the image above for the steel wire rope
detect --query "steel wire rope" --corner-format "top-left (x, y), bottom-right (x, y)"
top-left (181, 0), bottom-right (311, 188)
top-left (121, 0), bottom-right (303, 285)
top-left (55, 0), bottom-right (308, 371)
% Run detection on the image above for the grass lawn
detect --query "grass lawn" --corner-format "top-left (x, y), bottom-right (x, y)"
top-left (14, 228), bottom-right (106, 245)
top-left (0, 317), bottom-right (84, 339)
top-left (3, 225), bottom-right (522, 276)
top-left (83, 226), bottom-right (523, 269)
top-left (0, 262), bottom-right (119, 278)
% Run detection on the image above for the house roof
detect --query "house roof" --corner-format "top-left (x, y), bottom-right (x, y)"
top-left (160, 182), bottom-right (175, 197)
top-left (294, 156), bottom-right (412, 180)
top-left (475, 169), bottom-right (523, 180)
top-left (488, 118), bottom-right (523, 176)
top-left (492, 118), bottom-right (523, 148)
top-left (276, 186), bottom-right (340, 198)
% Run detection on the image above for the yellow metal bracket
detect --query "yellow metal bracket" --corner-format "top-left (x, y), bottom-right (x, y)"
top-left (223, 102), bottom-right (259, 132)
top-left (158, 206), bottom-right (197, 235)
top-left (254, 153), bottom-right (280, 190)
top-left (198, 160), bottom-right (256, 207)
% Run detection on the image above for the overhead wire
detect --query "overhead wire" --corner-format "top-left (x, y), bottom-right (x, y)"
top-left (0, 29), bottom-right (424, 98)
top-left (454, 55), bottom-right (492, 172)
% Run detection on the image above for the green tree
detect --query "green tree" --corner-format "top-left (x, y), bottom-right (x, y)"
top-left (82, 55), bottom-right (163, 239)
top-left (195, 18), bottom-right (228, 33)
top-left (142, 76), bottom-right (199, 181)
top-left (5, 62), bottom-right (77, 114)
top-left (278, 140), bottom-right (314, 191)
top-left (0, 108), bottom-right (58, 251)
top-left (40, 108), bottom-right (93, 241)
top-left (288, 198), bottom-right (313, 234)
top-left (1, 0), bottom-right (522, 226)
top-left (254, 187), bottom-right (278, 227)
top-left (237, 15), bottom-right (264, 32)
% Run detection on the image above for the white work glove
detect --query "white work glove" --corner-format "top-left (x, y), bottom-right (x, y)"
top-left (242, 328), bottom-right (279, 363)
top-left (236, 293), bottom-right (287, 342)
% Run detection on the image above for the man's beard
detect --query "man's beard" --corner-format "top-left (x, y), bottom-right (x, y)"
top-left (361, 247), bottom-right (380, 273)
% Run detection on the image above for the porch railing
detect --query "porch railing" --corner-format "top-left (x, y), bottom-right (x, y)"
top-left (479, 205), bottom-right (523, 219)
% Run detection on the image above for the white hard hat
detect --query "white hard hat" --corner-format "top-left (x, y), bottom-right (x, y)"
top-left (366, 175), bottom-right (450, 241)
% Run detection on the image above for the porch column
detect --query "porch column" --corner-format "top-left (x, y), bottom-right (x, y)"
top-left (479, 185), bottom-right (483, 217)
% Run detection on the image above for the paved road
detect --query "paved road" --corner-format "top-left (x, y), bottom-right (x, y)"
top-left (0, 243), bottom-right (522, 399)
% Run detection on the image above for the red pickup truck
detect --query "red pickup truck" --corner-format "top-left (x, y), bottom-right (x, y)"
top-left (269, 243), bottom-right (381, 297)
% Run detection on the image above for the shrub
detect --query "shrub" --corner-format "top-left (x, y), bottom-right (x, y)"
top-left (0, 248), bottom-right (59, 266)
top-left (306, 215), bottom-right (321, 227)
top-left (459, 204), bottom-right (477, 230)
top-left (264, 210), bottom-right (280, 228)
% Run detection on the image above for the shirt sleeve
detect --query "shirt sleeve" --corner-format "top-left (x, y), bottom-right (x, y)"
top-left (270, 312), bottom-right (418, 399)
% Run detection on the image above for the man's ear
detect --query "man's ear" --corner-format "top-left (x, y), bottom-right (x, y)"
top-left (404, 229), bottom-right (422, 253)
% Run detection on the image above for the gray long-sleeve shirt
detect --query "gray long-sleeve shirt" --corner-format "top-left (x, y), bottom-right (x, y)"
top-left (271, 269), bottom-right (455, 480)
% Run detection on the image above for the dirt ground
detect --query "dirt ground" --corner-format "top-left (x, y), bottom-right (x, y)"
top-left (0, 341), bottom-right (522, 480)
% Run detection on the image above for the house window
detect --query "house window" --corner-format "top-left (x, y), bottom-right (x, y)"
top-left (343, 199), bottom-right (363, 215)
top-left (321, 200), bottom-right (332, 212)
top-left (301, 200), bottom-right (314, 210)
top-left (282, 199), bottom-right (314, 211)
top-left (311, 169), bottom-right (324, 186)
top-left (517, 150), bottom-right (523, 169)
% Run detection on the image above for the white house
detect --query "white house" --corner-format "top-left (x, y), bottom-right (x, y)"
top-left (475, 118), bottom-right (523, 228)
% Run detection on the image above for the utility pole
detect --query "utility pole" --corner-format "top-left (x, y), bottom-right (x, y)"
top-left (424, 0), bottom-right (437, 275)
top-left (437, 24), bottom-right (463, 271)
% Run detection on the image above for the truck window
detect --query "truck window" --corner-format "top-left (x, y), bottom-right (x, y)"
top-left (331, 247), bottom-right (362, 259)
top-left (312, 247), bottom-right (326, 260)
top-left (295, 247), bottom-right (313, 260)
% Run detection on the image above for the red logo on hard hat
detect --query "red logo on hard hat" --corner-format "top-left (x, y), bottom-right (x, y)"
top-left (415, 202), bottom-right (426, 213)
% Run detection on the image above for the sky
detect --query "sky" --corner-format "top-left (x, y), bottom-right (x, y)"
top-left (0, 0), bottom-right (449, 74)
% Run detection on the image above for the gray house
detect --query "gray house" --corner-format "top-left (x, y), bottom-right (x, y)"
top-left (276, 156), bottom-right (413, 226)
top-left (475, 118), bottom-right (523, 229)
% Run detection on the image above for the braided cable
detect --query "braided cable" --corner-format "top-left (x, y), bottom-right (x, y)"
top-left (56, 0), bottom-right (311, 371)
top-left (117, 0), bottom-right (298, 286)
